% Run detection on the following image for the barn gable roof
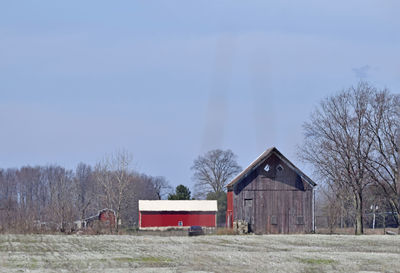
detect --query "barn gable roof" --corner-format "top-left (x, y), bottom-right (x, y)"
top-left (226, 147), bottom-right (317, 189)
top-left (139, 200), bottom-right (218, 212)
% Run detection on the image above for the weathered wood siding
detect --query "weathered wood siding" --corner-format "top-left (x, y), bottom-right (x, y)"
top-left (232, 153), bottom-right (313, 234)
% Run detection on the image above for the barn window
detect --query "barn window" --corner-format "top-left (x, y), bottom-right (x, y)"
top-left (296, 216), bottom-right (304, 225)
top-left (276, 165), bottom-right (284, 172)
top-left (178, 221), bottom-right (183, 226)
top-left (264, 164), bottom-right (270, 172)
top-left (244, 199), bottom-right (253, 207)
top-left (271, 215), bottom-right (277, 225)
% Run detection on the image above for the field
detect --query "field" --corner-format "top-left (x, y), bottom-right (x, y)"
top-left (0, 234), bottom-right (399, 273)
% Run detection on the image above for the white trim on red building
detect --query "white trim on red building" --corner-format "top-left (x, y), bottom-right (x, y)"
top-left (139, 200), bottom-right (217, 212)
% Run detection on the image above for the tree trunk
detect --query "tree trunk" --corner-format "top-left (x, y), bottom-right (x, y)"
top-left (115, 209), bottom-right (120, 233)
top-left (396, 211), bottom-right (400, 234)
top-left (397, 198), bottom-right (400, 234)
top-left (81, 209), bottom-right (86, 221)
top-left (397, 173), bottom-right (400, 233)
top-left (115, 216), bottom-right (119, 233)
top-left (354, 192), bottom-right (364, 235)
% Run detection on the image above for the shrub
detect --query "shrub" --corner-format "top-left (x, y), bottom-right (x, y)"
top-left (216, 228), bottom-right (237, 235)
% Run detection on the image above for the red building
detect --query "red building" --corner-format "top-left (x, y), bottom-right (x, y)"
top-left (98, 208), bottom-right (116, 227)
top-left (139, 200), bottom-right (218, 229)
top-left (75, 208), bottom-right (116, 230)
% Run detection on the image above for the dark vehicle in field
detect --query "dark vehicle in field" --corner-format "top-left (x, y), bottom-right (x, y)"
top-left (188, 226), bottom-right (204, 236)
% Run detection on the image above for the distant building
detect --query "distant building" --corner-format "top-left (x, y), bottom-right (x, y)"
top-left (138, 200), bottom-right (218, 229)
top-left (75, 208), bottom-right (116, 230)
top-left (226, 147), bottom-right (316, 234)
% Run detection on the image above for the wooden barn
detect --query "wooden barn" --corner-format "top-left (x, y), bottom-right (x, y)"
top-left (139, 200), bottom-right (217, 229)
top-left (226, 147), bottom-right (316, 234)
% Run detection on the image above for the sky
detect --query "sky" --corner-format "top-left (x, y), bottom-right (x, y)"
top-left (1, 1), bottom-right (399, 192)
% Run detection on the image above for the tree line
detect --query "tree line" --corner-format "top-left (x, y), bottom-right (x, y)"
top-left (0, 148), bottom-right (242, 233)
top-left (0, 150), bottom-right (172, 233)
top-left (301, 82), bottom-right (400, 234)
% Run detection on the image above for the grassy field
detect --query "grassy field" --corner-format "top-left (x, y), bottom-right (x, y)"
top-left (0, 234), bottom-right (399, 273)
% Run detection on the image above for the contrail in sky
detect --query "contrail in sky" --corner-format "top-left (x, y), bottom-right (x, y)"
top-left (201, 35), bottom-right (236, 151)
top-left (250, 47), bottom-right (276, 152)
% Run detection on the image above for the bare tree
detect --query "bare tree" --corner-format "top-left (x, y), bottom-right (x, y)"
top-left (365, 91), bottom-right (400, 230)
top-left (191, 149), bottom-right (242, 198)
top-left (44, 166), bottom-right (76, 232)
top-left (301, 82), bottom-right (376, 234)
top-left (0, 169), bottom-right (18, 231)
top-left (317, 182), bottom-right (354, 233)
top-left (95, 150), bottom-right (135, 233)
top-left (16, 166), bottom-right (42, 231)
top-left (122, 174), bottom-right (158, 226)
top-left (74, 163), bottom-right (95, 221)
top-left (150, 176), bottom-right (172, 200)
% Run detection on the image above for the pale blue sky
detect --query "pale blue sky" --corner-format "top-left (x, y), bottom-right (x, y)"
top-left (1, 1), bottom-right (399, 190)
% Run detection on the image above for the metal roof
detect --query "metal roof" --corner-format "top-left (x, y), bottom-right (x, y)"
top-left (139, 200), bottom-right (218, 212)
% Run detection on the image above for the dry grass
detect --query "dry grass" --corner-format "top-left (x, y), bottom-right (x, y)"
top-left (0, 234), bottom-right (399, 272)
top-left (215, 227), bottom-right (238, 235)
top-left (316, 227), bottom-right (398, 235)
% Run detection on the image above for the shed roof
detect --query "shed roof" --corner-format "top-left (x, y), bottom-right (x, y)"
top-left (139, 200), bottom-right (218, 212)
top-left (226, 147), bottom-right (317, 189)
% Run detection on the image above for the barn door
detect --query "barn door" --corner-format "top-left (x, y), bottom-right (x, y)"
top-left (287, 208), bottom-right (292, 233)
top-left (244, 198), bottom-right (253, 232)
top-left (288, 208), bottom-right (299, 233)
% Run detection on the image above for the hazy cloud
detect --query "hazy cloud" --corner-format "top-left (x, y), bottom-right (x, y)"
top-left (352, 65), bottom-right (371, 79)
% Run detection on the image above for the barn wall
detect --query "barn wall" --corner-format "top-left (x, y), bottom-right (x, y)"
top-left (140, 211), bottom-right (216, 228)
top-left (99, 211), bottom-right (116, 227)
top-left (233, 153), bottom-right (313, 234)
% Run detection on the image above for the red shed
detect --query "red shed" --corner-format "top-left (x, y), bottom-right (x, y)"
top-left (139, 200), bottom-right (218, 229)
top-left (98, 208), bottom-right (116, 227)
top-left (75, 208), bottom-right (116, 230)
